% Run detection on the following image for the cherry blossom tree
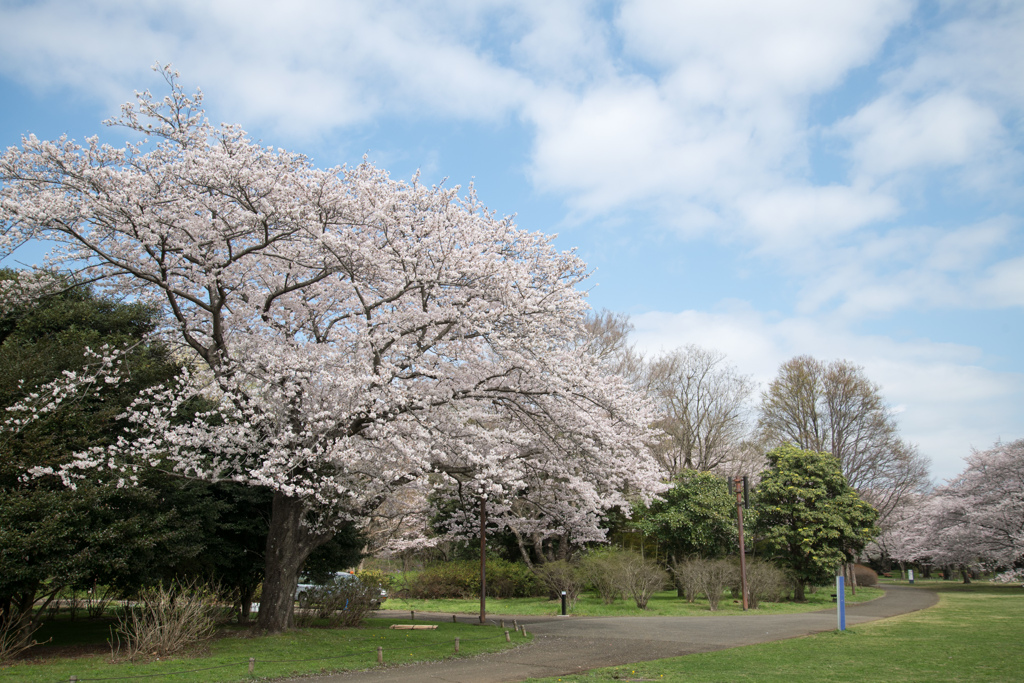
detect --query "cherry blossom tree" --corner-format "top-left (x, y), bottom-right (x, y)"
top-left (946, 439), bottom-right (1024, 567)
top-left (864, 492), bottom-right (931, 575)
top-left (877, 439), bottom-right (1023, 581)
top-left (0, 67), bottom-right (661, 632)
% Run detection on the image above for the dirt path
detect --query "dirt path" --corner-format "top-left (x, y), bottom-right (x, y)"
top-left (285, 586), bottom-right (937, 683)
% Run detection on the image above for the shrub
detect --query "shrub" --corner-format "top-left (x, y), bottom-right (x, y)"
top-left (853, 564), bottom-right (879, 587)
top-left (992, 568), bottom-right (1024, 584)
top-left (1, 612), bottom-right (45, 664)
top-left (404, 558), bottom-right (542, 599)
top-left (487, 559), bottom-right (543, 598)
top-left (355, 570), bottom-right (393, 598)
top-left (108, 582), bottom-right (222, 662)
top-left (580, 548), bottom-right (628, 604)
top-left (669, 557), bottom-right (700, 603)
top-left (533, 560), bottom-right (585, 610)
top-left (742, 559), bottom-right (792, 608)
top-left (692, 558), bottom-right (738, 611)
top-left (294, 577), bottom-right (380, 628)
top-left (617, 550), bottom-right (668, 610)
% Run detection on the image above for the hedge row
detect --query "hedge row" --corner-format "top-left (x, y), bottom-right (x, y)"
top-left (400, 558), bottom-right (546, 599)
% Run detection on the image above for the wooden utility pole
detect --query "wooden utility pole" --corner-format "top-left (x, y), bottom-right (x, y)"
top-left (734, 476), bottom-right (749, 611)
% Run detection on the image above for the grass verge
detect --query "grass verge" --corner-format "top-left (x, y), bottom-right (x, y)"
top-left (522, 584), bottom-right (1024, 682)
top-left (384, 586), bottom-right (884, 617)
top-left (1, 617), bottom-right (530, 682)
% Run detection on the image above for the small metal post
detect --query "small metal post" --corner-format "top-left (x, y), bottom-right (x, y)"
top-left (377, 646), bottom-right (384, 664)
top-left (561, 590), bottom-right (567, 615)
top-left (454, 637), bottom-right (460, 653)
top-left (453, 614), bottom-right (457, 623)
top-left (410, 610), bottom-right (415, 620)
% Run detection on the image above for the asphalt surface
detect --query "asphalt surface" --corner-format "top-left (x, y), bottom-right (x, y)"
top-left (285, 586), bottom-right (938, 683)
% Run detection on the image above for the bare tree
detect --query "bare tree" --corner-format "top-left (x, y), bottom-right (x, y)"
top-left (646, 346), bottom-right (755, 476)
top-left (758, 356), bottom-right (930, 523)
top-left (583, 309), bottom-right (647, 389)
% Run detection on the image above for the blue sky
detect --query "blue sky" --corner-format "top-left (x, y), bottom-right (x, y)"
top-left (1, 0), bottom-right (1021, 482)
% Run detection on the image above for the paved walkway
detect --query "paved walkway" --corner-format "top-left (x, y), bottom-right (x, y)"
top-left (287, 586), bottom-right (938, 683)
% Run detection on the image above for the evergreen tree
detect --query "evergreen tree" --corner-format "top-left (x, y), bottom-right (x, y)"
top-left (753, 444), bottom-right (878, 600)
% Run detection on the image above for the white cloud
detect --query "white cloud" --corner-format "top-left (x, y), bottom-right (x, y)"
top-left (504, 0), bottom-right (615, 86)
top-left (0, 0), bottom-right (535, 137)
top-left (737, 184), bottom-right (900, 248)
top-left (895, 1), bottom-right (1024, 112)
top-left (791, 217), bottom-right (1021, 317)
top-left (616, 0), bottom-right (913, 97)
top-left (630, 305), bottom-right (1024, 481)
top-left (834, 92), bottom-right (1004, 180)
top-left (976, 254), bottom-right (1024, 307)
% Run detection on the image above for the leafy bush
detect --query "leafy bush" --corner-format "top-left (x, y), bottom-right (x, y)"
top-left (580, 548), bottom-right (628, 603)
top-left (742, 559), bottom-right (792, 608)
top-left (294, 577), bottom-right (380, 628)
top-left (355, 570), bottom-right (393, 597)
top-left (404, 558), bottom-right (542, 599)
top-left (853, 564), bottom-right (878, 587)
top-left (488, 559), bottom-right (543, 598)
top-left (534, 560), bottom-right (584, 610)
top-left (109, 582), bottom-right (224, 662)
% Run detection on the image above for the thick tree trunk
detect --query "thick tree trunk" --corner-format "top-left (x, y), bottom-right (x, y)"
top-left (256, 493), bottom-right (329, 633)
top-left (794, 580), bottom-right (806, 602)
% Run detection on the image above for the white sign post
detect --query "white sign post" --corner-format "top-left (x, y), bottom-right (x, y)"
top-left (836, 575), bottom-right (846, 631)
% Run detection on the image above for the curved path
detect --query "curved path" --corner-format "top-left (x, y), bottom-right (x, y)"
top-left (289, 586), bottom-right (937, 683)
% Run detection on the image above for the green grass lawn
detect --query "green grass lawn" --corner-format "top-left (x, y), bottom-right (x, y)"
top-left (384, 586), bottom-right (884, 617)
top-left (1, 617), bottom-right (530, 682)
top-left (522, 583), bottom-right (1024, 682)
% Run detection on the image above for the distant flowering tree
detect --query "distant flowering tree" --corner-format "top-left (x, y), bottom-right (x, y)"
top-left (0, 67), bottom-right (662, 632)
top-left (864, 492), bottom-right (932, 574)
top-left (945, 439), bottom-right (1024, 568)
top-left (887, 439), bottom-right (1024, 581)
